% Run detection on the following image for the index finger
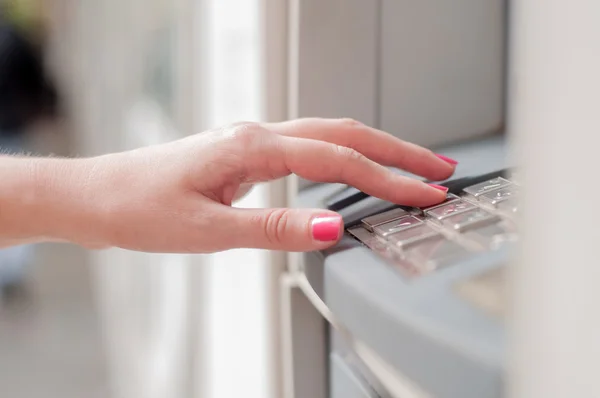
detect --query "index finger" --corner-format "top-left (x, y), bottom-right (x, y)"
top-left (267, 118), bottom-right (457, 181)
top-left (274, 135), bottom-right (448, 207)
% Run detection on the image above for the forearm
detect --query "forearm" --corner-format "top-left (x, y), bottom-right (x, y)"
top-left (0, 155), bottom-right (108, 248)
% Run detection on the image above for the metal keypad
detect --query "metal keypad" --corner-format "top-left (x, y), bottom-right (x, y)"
top-left (387, 224), bottom-right (440, 248)
top-left (497, 198), bottom-right (519, 213)
top-left (417, 194), bottom-right (460, 215)
top-left (480, 186), bottom-right (519, 206)
top-left (362, 208), bottom-right (410, 231)
top-left (404, 237), bottom-right (472, 271)
top-left (426, 200), bottom-right (477, 221)
top-left (348, 227), bottom-right (399, 260)
top-left (348, 172), bottom-right (520, 277)
top-left (464, 223), bottom-right (516, 250)
top-left (373, 216), bottom-right (423, 237)
top-left (442, 209), bottom-right (499, 232)
top-left (463, 177), bottom-right (511, 199)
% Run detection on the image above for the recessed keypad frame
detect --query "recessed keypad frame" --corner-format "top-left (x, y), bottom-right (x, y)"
top-left (347, 173), bottom-right (519, 277)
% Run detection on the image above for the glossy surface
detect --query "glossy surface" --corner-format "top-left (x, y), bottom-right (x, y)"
top-left (348, 175), bottom-right (519, 277)
top-left (463, 177), bottom-right (511, 198)
top-left (373, 216), bottom-right (423, 237)
top-left (362, 208), bottom-right (410, 231)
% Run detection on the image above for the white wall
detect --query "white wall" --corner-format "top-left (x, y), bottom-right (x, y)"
top-left (509, 1), bottom-right (600, 397)
top-left (194, 1), bottom-right (288, 397)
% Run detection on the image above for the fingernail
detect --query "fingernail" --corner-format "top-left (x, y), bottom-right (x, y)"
top-left (312, 215), bottom-right (342, 242)
top-left (428, 183), bottom-right (449, 193)
top-left (435, 154), bottom-right (458, 165)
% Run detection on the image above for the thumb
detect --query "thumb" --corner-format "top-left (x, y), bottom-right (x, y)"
top-left (222, 208), bottom-right (343, 251)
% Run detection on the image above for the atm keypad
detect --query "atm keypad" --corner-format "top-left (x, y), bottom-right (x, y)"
top-left (426, 200), bottom-right (476, 221)
top-left (497, 198), bottom-right (519, 214)
top-left (373, 216), bottom-right (423, 237)
top-left (464, 223), bottom-right (516, 250)
top-left (463, 177), bottom-right (511, 199)
top-left (362, 208), bottom-right (410, 231)
top-left (404, 237), bottom-right (472, 271)
top-left (480, 186), bottom-right (519, 206)
top-left (348, 227), bottom-right (398, 261)
top-left (417, 194), bottom-right (460, 215)
top-left (348, 174), bottom-right (519, 277)
top-left (442, 209), bottom-right (499, 232)
top-left (387, 224), bottom-right (440, 248)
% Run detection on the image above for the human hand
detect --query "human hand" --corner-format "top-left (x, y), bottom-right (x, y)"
top-left (43, 119), bottom-right (457, 253)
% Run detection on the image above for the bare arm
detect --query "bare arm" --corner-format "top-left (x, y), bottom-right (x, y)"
top-left (0, 156), bottom-right (105, 248)
top-left (0, 119), bottom-right (456, 253)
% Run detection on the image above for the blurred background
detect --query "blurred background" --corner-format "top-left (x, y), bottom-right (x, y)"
top-left (0, 0), bottom-right (287, 397)
top-left (2, 0), bottom-right (600, 397)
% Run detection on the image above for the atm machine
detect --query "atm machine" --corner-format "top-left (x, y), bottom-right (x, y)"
top-left (281, 0), bottom-right (600, 397)
top-left (282, 1), bottom-right (511, 397)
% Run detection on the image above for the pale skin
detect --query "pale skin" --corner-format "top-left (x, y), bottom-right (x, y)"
top-left (0, 118), bottom-right (456, 253)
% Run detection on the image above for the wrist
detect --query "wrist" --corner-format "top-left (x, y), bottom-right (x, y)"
top-left (0, 156), bottom-right (39, 245)
top-left (36, 156), bottom-right (114, 249)
top-left (0, 156), bottom-right (112, 248)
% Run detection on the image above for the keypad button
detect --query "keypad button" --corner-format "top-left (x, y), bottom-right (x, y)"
top-left (347, 226), bottom-right (375, 242)
top-left (405, 237), bottom-right (472, 270)
top-left (387, 224), bottom-right (441, 248)
top-left (362, 208), bottom-right (410, 231)
top-left (497, 198), bottom-right (519, 214)
top-left (348, 227), bottom-right (400, 260)
top-left (480, 186), bottom-right (519, 206)
top-left (348, 227), bottom-right (423, 276)
top-left (373, 216), bottom-right (423, 237)
top-left (417, 194), bottom-right (460, 214)
top-left (463, 177), bottom-right (512, 198)
top-left (426, 200), bottom-right (476, 221)
top-left (349, 170), bottom-right (521, 276)
top-left (464, 222), bottom-right (517, 250)
top-left (442, 209), bottom-right (499, 232)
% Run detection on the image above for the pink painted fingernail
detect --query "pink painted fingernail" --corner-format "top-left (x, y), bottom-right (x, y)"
top-left (428, 183), bottom-right (449, 193)
top-left (435, 154), bottom-right (458, 165)
top-left (312, 215), bottom-right (342, 242)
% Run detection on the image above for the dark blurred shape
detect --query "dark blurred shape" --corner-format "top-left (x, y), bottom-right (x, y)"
top-left (0, 6), bottom-right (59, 297)
top-left (0, 9), bottom-right (59, 136)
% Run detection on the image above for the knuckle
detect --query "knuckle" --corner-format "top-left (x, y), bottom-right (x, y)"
top-left (338, 118), bottom-right (364, 128)
top-left (223, 121), bottom-right (268, 144)
top-left (263, 208), bottom-right (291, 246)
top-left (335, 145), bottom-right (366, 163)
top-left (229, 120), bottom-right (260, 129)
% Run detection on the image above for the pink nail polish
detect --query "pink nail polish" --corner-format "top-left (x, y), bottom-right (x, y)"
top-left (435, 154), bottom-right (458, 165)
top-left (428, 184), bottom-right (449, 193)
top-left (312, 216), bottom-right (342, 242)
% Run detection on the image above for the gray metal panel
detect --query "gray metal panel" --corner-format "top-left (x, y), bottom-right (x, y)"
top-left (330, 329), bottom-right (394, 398)
top-left (291, 0), bottom-right (379, 192)
top-left (380, 0), bottom-right (506, 147)
top-left (281, 279), bottom-right (328, 398)
top-left (325, 243), bottom-right (506, 398)
top-left (331, 353), bottom-right (379, 398)
top-left (294, 0), bottom-right (379, 124)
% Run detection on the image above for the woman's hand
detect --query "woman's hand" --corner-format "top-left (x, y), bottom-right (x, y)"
top-left (2, 119), bottom-right (457, 253)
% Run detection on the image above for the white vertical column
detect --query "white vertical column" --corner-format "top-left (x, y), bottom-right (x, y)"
top-left (193, 1), bottom-right (282, 398)
top-left (509, 1), bottom-right (600, 397)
